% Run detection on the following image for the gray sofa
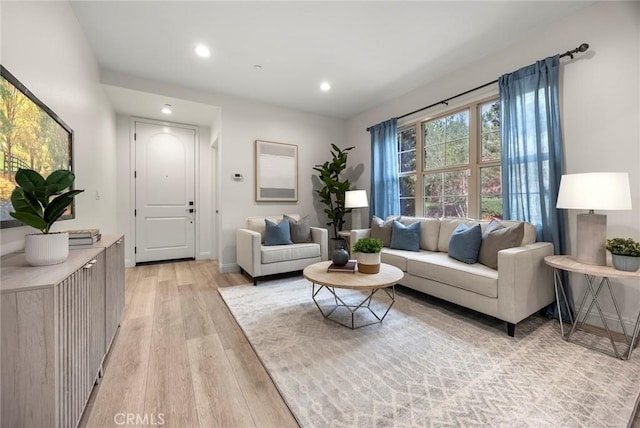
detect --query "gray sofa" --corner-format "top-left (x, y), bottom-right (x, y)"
top-left (350, 216), bottom-right (555, 336)
top-left (236, 214), bottom-right (328, 285)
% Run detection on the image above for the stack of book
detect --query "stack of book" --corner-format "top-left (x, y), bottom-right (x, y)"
top-left (327, 260), bottom-right (357, 273)
top-left (67, 229), bottom-right (101, 246)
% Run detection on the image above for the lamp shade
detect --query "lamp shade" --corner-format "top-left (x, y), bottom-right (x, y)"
top-left (345, 190), bottom-right (368, 209)
top-left (556, 172), bottom-right (632, 210)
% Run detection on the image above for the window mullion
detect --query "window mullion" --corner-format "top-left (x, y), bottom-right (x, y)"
top-left (415, 123), bottom-right (423, 216)
top-left (469, 102), bottom-right (479, 218)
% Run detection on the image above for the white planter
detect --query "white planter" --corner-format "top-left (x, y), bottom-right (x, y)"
top-left (356, 252), bottom-right (381, 274)
top-left (25, 232), bottom-right (69, 266)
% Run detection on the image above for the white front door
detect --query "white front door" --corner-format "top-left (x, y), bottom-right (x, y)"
top-left (134, 121), bottom-right (196, 263)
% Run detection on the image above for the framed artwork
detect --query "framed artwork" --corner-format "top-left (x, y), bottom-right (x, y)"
top-left (255, 140), bottom-right (298, 202)
top-left (0, 66), bottom-right (74, 228)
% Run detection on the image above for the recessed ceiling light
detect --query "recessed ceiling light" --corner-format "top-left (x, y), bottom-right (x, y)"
top-left (195, 44), bottom-right (210, 58)
top-left (161, 104), bottom-right (172, 115)
top-left (320, 81), bottom-right (331, 92)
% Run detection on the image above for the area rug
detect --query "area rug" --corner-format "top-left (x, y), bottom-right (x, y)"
top-left (218, 277), bottom-right (640, 427)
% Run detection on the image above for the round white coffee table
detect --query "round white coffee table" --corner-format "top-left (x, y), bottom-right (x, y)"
top-left (303, 261), bottom-right (404, 329)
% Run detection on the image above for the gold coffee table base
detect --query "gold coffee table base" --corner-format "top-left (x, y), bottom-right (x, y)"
top-left (312, 283), bottom-right (395, 329)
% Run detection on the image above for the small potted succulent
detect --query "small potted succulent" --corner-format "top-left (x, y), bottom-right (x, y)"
top-left (605, 238), bottom-right (640, 272)
top-left (10, 168), bottom-right (84, 266)
top-left (352, 237), bottom-right (384, 274)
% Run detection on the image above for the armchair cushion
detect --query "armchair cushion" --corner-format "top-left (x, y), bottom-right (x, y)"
top-left (264, 218), bottom-right (293, 246)
top-left (285, 214), bottom-right (311, 243)
top-left (262, 243), bottom-right (320, 264)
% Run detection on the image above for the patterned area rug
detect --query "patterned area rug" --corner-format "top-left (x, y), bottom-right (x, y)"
top-left (218, 277), bottom-right (640, 427)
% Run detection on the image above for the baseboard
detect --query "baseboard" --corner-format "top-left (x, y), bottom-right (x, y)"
top-left (219, 262), bottom-right (240, 274)
top-left (125, 258), bottom-right (134, 268)
top-left (196, 251), bottom-right (212, 260)
top-left (577, 307), bottom-right (638, 335)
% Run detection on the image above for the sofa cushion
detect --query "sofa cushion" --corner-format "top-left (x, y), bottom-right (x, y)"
top-left (478, 220), bottom-right (525, 269)
top-left (382, 248), bottom-right (436, 272)
top-left (261, 243), bottom-right (320, 264)
top-left (448, 223), bottom-right (482, 264)
top-left (285, 214), bottom-right (311, 243)
top-left (407, 252), bottom-right (498, 298)
top-left (370, 215), bottom-right (399, 247)
top-left (381, 248), bottom-right (409, 271)
top-left (400, 216), bottom-right (440, 251)
top-left (501, 220), bottom-right (536, 245)
top-left (390, 220), bottom-right (421, 251)
top-left (264, 218), bottom-right (293, 246)
top-left (437, 217), bottom-right (476, 252)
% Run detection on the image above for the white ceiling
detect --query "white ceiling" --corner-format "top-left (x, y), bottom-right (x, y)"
top-left (72, 1), bottom-right (592, 119)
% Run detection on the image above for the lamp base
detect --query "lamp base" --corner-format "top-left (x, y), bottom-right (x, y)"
top-left (351, 209), bottom-right (362, 230)
top-left (576, 212), bottom-right (606, 266)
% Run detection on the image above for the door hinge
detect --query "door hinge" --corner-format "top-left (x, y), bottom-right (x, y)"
top-left (134, 170), bottom-right (137, 178)
top-left (134, 133), bottom-right (137, 140)
top-left (134, 209), bottom-right (137, 216)
top-left (134, 246), bottom-right (137, 254)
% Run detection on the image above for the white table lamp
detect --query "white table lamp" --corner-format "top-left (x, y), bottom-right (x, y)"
top-left (556, 172), bottom-right (632, 265)
top-left (345, 190), bottom-right (369, 230)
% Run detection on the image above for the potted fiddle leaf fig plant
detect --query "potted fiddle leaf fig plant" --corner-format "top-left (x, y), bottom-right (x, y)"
top-left (605, 238), bottom-right (640, 272)
top-left (352, 237), bottom-right (384, 274)
top-left (10, 168), bottom-right (84, 266)
top-left (313, 144), bottom-right (354, 241)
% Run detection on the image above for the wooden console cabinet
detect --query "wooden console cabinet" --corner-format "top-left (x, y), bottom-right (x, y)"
top-left (1, 235), bottom-right (125, 428)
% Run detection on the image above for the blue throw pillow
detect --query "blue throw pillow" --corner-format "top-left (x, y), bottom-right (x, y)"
top-left (264, 218), bottom-right (293, 246)
top-left (390, 220), bottom-right (421, 252)
top-left (448, 223), bottom-right (482, 264)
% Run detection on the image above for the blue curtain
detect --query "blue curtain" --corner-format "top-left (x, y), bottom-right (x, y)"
top-left (369, 118), bottom-right (400, 224)
top-left (499, 55), bottom-right (573, 319)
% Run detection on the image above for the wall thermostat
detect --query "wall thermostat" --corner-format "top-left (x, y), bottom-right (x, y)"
top-left (232, 173), bottom-right (243, 181)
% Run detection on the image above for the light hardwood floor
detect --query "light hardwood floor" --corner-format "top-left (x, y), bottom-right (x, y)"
top-left (80, 260), bottom-right (297, 428)
top-left (81, 259), bottom-right (640, 428)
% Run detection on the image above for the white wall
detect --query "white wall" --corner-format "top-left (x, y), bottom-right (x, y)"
top-left (0, 1), bottom-right (117, 255)
top-left (346, 1), bottom-right (640, 331)
top-left (102, 71), bottom-right (347, 271)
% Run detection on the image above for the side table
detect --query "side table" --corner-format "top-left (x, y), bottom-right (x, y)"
top-left (544, 255), bottom-right (640, 360)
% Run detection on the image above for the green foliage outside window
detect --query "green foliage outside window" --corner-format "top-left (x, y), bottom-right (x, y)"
top-left (397, 100), bottom-right (502, 219)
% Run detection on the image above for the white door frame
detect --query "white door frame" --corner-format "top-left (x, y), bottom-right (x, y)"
top-left (129, 117), bottom-right (200, 263)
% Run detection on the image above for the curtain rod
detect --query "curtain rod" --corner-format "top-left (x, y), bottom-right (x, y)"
top-left (366, 43), bottom-right (589, 131)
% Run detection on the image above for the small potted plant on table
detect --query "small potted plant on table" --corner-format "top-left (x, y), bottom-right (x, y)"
top-left (10, 168), bottom-right (84, 266)
top-left (605, 238), bottom-right (640, 272)
top-left (352, 237), bottom-right (384, 274)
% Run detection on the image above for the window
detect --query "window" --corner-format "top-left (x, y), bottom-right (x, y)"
top-left (398, 127), bottom-right (416, 216)
top-left (397, 98), bottom-right (501, 219)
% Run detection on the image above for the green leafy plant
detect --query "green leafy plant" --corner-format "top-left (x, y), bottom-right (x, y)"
top-left (352, 237), bottom-right (384, 254)
top-left (313, 144), bottom-right (354, 239)
top-left (9, 168), bottom-right (84, 233)
top-left (605, 238), bottom-right (640, 257)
